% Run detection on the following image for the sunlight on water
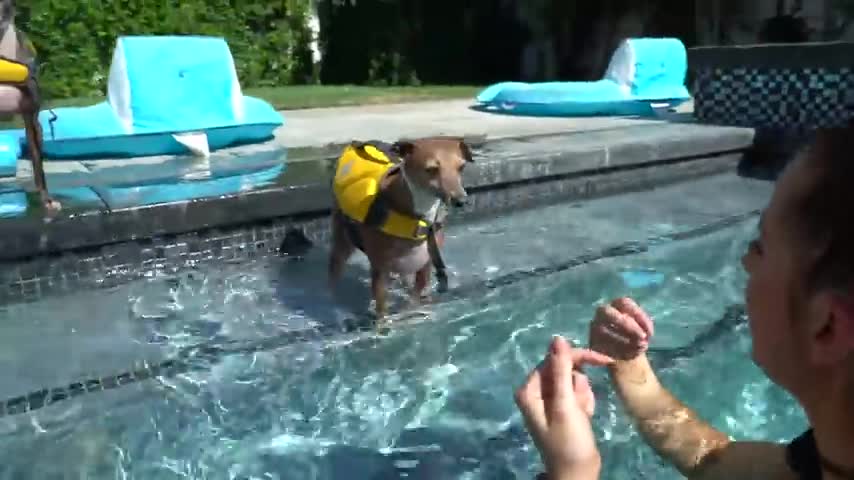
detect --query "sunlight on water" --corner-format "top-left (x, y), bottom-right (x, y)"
top-left (0, 195), bottom-right (804, 479)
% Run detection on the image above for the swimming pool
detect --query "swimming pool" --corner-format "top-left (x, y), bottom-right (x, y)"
top-left (0, 173), bottom-right (807, 479)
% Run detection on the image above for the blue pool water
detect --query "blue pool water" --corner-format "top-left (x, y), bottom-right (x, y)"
top-left (0, 173), bottom-right (807, 479)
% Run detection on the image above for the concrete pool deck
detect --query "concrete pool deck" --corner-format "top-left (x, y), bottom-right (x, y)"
top-left (0, 98), bottom-right (759, 303)
top-left (9, 98), bottom-right (712, 189)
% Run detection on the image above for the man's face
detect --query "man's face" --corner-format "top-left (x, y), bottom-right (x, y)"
top-left (742, 150), bottom-right (854, 399)
top-left (742, 154), bottom-right (815, 390)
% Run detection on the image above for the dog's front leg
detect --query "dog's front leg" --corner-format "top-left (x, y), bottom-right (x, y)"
top-left (371, 267), bottom-right (389, 323)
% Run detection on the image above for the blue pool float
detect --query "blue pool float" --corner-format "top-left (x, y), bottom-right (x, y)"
top-left (97, 162), bottom-right (284, 208)
top-left (0, 129), bottom-right (23, 177)
top-left (0, 191), bottom-right (25, 217)
top-left (476, 37), bottom-right (691, 117)
top-left (34, 35), bottom-right (284, 160)
top-left (620, 268), bottom-right (665, 289)
top-left (0, 131), bottom-right (27, 219)
top-left (0, 162), bottom-right (284, 218)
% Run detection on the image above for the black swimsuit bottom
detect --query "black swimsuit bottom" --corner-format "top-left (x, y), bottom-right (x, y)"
top-left (787, 429), bottom-right (823, 480)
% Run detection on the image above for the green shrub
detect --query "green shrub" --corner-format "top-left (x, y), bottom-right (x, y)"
top-left (317, 0), bottom-right (419, 86)
top-left (15, 0), bottom-right (314, 99)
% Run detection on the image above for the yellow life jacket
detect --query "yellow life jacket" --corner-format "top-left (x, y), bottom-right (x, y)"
top-left (0, 57), bottom-right (29, 84)
top-left (0, 29), bottom-right (35, 84)
top-left (332, 141), bottom-right (432, 241)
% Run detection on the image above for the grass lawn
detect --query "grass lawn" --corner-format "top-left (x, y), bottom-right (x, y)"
top-left (52, 84), bottom-right (481, 111)
top-left (248, 85), bottom-right (482, 110)
top-left (0, 85), bottom-right (482, 129)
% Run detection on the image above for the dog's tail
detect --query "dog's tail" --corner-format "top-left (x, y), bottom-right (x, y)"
top-left (278, 228), bottom-right (314, 258)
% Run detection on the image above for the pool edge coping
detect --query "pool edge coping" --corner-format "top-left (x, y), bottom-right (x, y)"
top-left (0, 122), bottom-right (756, 263)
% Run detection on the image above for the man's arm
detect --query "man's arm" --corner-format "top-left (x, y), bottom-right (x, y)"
top-left (609, 355), bottom-right (793, 480)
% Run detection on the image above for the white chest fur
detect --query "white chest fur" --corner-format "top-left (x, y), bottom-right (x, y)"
top-left (390, 166), bottom-right (446, 275)
top-left (402, 166), bottom-right (443, 223)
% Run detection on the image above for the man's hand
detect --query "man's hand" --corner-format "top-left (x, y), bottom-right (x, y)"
top-left (515, 335), bottom-right (614, 480)
top-left (589, 297), bottom-right (654, 361)
top-left (583, 297), bottom-right (792, 480)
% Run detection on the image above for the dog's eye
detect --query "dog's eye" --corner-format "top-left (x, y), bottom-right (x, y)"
top-left (458, 164), bottom-right (466, 172)
top-left (425, 166), bottom-right (439, 175)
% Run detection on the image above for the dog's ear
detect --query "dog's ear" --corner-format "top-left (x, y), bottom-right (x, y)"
top-left (391, 140), bottom-right (415, 158)
top-left (459, 140), bottom-right (474, 163)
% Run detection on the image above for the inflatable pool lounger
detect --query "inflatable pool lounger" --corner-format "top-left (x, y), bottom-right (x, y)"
top-left (0, 129), bottom-right (23, 177)
top-left (35, 35), bottom-right (284, 160)
top-left (0, 162), bottom-right (285, 218)
top-left (0, 191), bottom-right (25, 218)
top-left (476, 37), bottom-right (691, 117)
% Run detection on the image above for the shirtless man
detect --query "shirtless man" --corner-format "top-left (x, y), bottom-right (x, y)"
top-left (516, 123), bottom-right (854, 480)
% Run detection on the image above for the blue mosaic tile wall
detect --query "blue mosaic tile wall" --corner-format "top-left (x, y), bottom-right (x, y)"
top-left (693, 66), bottom-right (854, 130)
top-left (0, 155), bottom-right (738, 305)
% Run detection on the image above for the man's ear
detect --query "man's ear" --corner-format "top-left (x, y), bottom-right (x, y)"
top-left (810, 292), bottom-right (854, 365)
top-left (391, 140), bottom-right (415, 158)
top-left (834, 294), bottom-right (854, 350)
top-left (459, 140), bottom-right (474, 163)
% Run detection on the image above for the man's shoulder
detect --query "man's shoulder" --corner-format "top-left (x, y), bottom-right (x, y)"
top-left (693, 439), bottom-right (797, 480)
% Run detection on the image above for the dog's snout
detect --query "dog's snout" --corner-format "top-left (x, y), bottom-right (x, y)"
top-left (443, 172), bottom-right (468, 208)
top-left (450, 194), bottom-right (468, 208)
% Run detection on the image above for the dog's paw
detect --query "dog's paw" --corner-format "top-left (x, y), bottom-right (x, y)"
top-left (373, 314), bottom-right (393, 334)
top-left (374, 323), bottom-right (392, 336)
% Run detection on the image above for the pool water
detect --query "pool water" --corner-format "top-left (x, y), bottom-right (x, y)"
top-left (0, 173), bottom-right (808, 479)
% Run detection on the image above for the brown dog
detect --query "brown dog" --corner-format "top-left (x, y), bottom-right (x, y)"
top-left (328, 136), bottom-right (473, 322)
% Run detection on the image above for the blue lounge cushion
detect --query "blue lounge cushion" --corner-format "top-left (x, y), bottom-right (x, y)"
top-left (0, 129), bottom-right (23, 177)
top-left (36, 35), bottom-right (284, 160)
top-left (476, 37), bottom-right (691, 117)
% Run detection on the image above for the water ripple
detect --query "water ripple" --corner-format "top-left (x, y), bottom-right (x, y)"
top-left (0, 210), bottom-right (808, 479)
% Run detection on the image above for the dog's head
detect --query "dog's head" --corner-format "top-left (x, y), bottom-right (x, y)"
top-left (392, 136), bottom-right (474, 208)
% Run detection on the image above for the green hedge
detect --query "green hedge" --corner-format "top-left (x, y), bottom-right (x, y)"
top-left (316, 0), bottom-right (529, 86)
top-left (16, 0), bottom-right (315, 99)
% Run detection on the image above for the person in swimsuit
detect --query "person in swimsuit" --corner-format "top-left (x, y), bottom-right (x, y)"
top-left (516, 123), bottom-right (854, 480)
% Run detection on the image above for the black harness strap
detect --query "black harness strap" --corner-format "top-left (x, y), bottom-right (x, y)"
top-left (342, 215), bottom-right (365, 252)
top-left (427, 224), bottom-right (448, 293)
top-left (363, 189), bottom-right (392, 229)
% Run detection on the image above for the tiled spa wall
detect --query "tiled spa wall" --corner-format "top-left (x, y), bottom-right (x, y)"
top-left (0, 153), bottom-right (738, 305)
top-left (689, 42), bottom-right (854, 131)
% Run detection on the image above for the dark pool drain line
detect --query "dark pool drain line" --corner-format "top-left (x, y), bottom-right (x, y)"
top-left (442, 209), bottom-right (759, 303)
top-left (0, 210), bottom-right (759, 419)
